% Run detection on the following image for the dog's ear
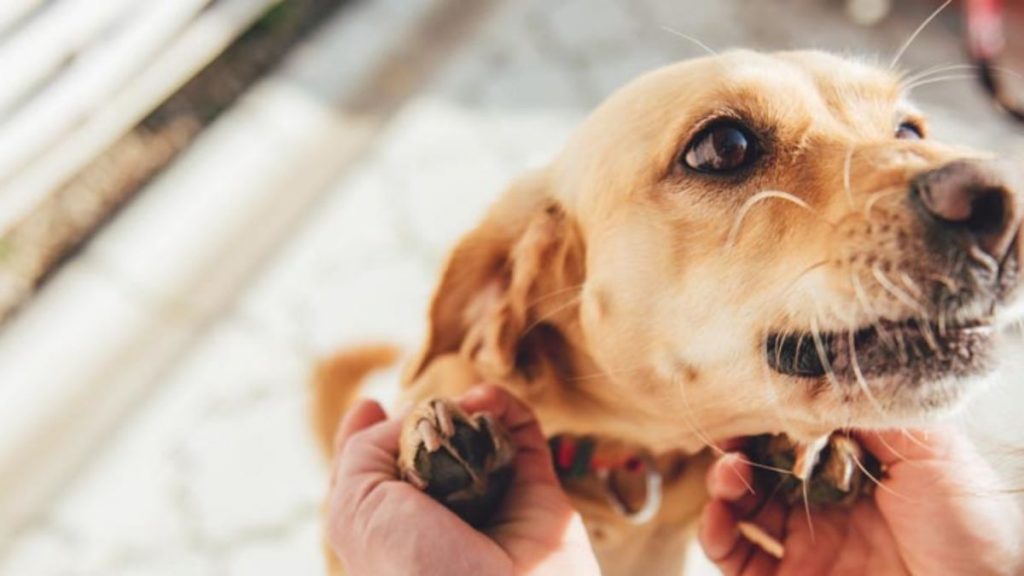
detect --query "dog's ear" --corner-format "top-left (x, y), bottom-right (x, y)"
top-left (407, 169), bottom-right (585, 381)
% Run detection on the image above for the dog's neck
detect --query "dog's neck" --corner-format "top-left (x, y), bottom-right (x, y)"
top-left (503, 311), bottom-right (784, 455)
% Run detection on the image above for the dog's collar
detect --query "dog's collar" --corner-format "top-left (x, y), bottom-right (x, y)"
top-left (548, 434), bottom-right (663, 524)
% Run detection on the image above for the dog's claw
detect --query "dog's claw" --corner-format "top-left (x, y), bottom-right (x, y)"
top-left (398, 397), bottom-right (516, 527)
top-left (417, 418), bottom-right (443, 452)
top-left (432, 399), bottom-right (456, 438)
top-left (746, 432), bottom-right (880, 507)
top-left (405, 468), bottom-right (428, 490)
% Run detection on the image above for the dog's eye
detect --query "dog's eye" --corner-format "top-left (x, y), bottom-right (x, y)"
top-left (895, 122), bottom-right (924, 140)
top-left (682, 123), bottom-right (756, 173)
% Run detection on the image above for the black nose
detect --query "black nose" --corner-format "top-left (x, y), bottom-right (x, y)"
top-left (912, 160), bottom-right (1021, 263)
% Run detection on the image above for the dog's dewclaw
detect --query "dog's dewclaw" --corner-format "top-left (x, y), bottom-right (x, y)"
top-left (738, 521), bottom-right (785, 559)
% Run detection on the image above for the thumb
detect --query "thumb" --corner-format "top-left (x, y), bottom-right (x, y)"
top-left (458, 384), bottom-right (560, 486)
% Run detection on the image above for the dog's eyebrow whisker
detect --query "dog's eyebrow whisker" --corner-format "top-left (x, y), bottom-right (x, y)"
top-left (659, 26), bottom-right (717, 55)
top-left (901, 61), bottom-right (967, 84)
top-left (727, 191), bottom-right (824, 248)
top-left (902, 65), bottom-right (1023, 93)
top-left (905, 74), bottom-right (987, 92)
top-left (903, 63), bottom-right (1024, 88)
top-left (889, 0), bottom-right (953, 70)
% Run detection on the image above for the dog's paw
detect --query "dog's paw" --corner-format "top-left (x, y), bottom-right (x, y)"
top-left (746, 433), bottom-right (881, 506)
top-left (398, 398), bottom-right (515, 527)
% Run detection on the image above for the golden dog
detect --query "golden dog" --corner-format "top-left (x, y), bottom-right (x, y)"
top-left (314, 50), bottom-right (1022, 575)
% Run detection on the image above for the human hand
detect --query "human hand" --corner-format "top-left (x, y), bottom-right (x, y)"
top-left (326, 384), bottom-right (600, 576)
top-left (699, 427), bottom-right (1024, 575)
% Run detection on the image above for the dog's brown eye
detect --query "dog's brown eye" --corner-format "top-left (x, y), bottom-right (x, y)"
top-left (895, 122), bottom-right (924, 140)
top-left (682, 123), bottom-right (756, 173)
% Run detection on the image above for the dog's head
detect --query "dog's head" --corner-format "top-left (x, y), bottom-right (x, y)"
top-left (412, 50), bottom-right (1023, 446)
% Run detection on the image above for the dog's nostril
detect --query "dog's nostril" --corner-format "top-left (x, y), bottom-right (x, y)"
top-left (912, 161), bottom-right (1019, 262)
top-left (963, 187), bottom-right (1007, 236)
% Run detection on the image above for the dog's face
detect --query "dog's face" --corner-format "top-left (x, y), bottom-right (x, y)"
top-left (416, 50), bottom-right (1022, 445)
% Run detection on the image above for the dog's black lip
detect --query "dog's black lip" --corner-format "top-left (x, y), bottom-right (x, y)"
top-left (765, 318), bottom-right (994, 380)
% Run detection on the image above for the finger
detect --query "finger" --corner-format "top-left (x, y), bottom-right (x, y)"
top-left (855, 426), bottom-right (959, 466)
top-left (741, 548), bottom-right (780, 576)
top-left (707, 453), bottom-right (755, 502)
top-left (332, 415), bottom-right (407, 487)
top-left (707, 454), bottom-right (790, 560)
top-left (333, 399), bottom-right (388, 455)
top-left (699, 500), bottom-right (743, 563)
top-left (459, 384), bottom-right (537, 432)
top-left (460, 385), bottom-right (558, 485)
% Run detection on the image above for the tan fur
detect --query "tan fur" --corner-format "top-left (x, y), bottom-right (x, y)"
top-left (311, 343), bottom-right (399, 456)
top-left (314, 50), bottom-right (1017, 575)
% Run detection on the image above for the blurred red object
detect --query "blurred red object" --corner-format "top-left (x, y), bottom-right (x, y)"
top-left (965, 0), bottom-right (1024, 122)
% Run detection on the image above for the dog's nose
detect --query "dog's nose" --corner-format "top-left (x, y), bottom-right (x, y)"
top-left (912, 160), bottom-right (1021, 263)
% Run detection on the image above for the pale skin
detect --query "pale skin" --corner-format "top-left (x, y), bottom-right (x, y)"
top-left (326, 385), bottom-right (600, 576)
top-left (699, 429), bottom-right (1024, 576)
top-left (328, 385), bottom-right (1023, 575)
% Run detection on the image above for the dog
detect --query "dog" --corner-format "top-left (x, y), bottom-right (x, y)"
top-left (313, 49), bottom-right (1022, 575)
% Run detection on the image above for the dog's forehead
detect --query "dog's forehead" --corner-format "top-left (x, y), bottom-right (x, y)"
top-left (684, 51), bottom-right (903, 115)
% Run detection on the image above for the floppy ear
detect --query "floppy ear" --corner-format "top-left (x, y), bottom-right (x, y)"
top-left (407, 169), bottom-right (585, 382)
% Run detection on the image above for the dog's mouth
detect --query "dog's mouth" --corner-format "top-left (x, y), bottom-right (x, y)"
top-left (765, 317), bottom-right (996, 383)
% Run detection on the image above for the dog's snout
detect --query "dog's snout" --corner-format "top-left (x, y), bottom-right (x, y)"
top-left (912, 160), bottom-right (1020, 263)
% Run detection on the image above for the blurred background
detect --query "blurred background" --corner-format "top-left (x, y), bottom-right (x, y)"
top-left (0, 0), bottom-right (1021, 574)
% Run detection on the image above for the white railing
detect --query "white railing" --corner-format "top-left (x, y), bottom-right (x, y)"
top-left (0, 0), bottom-right (277, 233)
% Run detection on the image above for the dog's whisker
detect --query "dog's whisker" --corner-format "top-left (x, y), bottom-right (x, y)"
top-left (916, 316), bottom-right (940, 353)
top-left (567, 365), bottom-right (647, 382)
top-left (862, 188), bottom-right (902, 220)
top-left (850, 272), bottom-right (893, 349)
top-left (810, 315), bottom-right (841, 392)
top-left (727, 190), bottom-right (824, 248)
top-left (673, 373), bottom-right (757, 494)
top-left (849, 329), bottom-right (887, 416)
top-left (779, 260), bottom-right (831, 299)
top-left (848, 446), bottom-right (916, 502)
top-left (899, 427), bottom-right (936, 453)
top-left (842, 144), bottom-right (855, 209)
top-left (889, 0), bottom-right (953, 70)
top-left (801, 479), bottom-right (817, 543)
top-left (872, 263), bottom-right (926, 314)
top-left (525, 283), bottom-right (585, 309)
top-left (660, 26), bottom-right (717, 55)
top-left (898, 271), bottom-right (924, 300)
top-left (523, 294), bottom-right (581, 334)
